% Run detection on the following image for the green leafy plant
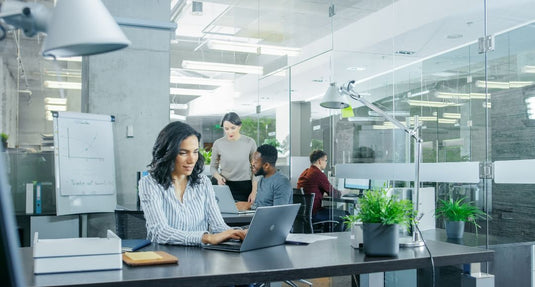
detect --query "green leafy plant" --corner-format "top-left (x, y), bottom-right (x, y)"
top-left (435, 197), bottom-right (488, 229)
top-left (199, 148), bottom-right (211, 165)
top-left (343, 186), bottom-right (415, 230)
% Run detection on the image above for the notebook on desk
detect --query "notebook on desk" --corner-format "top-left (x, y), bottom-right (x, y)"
top-left (203, 204), bottom-right (300, 252)
top-left (212, 185), bottom-right (255, 214)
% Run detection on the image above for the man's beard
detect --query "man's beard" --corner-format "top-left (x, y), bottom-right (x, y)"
top-left (254, 166), bottom-right (265, 176)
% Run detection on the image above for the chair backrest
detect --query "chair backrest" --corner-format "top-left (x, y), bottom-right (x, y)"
top-left (293, 187), bottom-right (304, 195)
top-left (115, 210), bottom-right (147, 239)
top-left (291, 193), bottom-right (315, 234)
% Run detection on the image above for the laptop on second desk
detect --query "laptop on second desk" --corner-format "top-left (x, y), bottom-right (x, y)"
top-left (213, 185), bottom-right (255, 214)
top-left (203, 204), bottom-right (300, 252)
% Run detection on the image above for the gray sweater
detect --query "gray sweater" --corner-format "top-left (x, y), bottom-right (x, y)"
top-left (210, 135), bottom-right (257, 181)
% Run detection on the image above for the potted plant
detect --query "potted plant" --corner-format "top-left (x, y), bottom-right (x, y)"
top-left (435, 197), bottom-right (488, 239)
top-left (344, 187), bottom-right (415, 257)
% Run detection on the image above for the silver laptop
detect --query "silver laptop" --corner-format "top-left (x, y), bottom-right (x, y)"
top-left (213, 185), bottom-right (255, 214)
top-left (203, 204), bottom-right (300, 252)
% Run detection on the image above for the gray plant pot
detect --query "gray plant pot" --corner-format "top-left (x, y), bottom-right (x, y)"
top-left (445, 220), bottom-right (465, 239)
top-left (362, 223), bottom-right (399, 257)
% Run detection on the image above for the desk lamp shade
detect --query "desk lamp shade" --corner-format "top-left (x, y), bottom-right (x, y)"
top-left (320, 82), bottom-right (350, 109)
top-left (42, 0), bottom-right (130, 58)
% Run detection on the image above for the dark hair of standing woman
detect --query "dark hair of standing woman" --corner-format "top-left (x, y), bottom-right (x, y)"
top-left (148, 121), bottom-right (205, 189)
top-left (220, 112), bottom-right (242, 127)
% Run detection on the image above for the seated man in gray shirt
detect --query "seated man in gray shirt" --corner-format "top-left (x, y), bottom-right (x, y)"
top-left (236, 144), bottom-right (292, 210)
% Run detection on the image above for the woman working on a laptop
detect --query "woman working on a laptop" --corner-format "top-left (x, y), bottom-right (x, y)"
top-left (138, 121), bottom-right (246, 246)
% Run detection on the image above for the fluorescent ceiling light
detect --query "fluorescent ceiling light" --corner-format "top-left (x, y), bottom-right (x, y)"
top-left (207, 40), bottom-right (300, 56)
top-left (510, 81), bottom-right (534, 88)
top-left (475, 80), bottom-right (510, 89)
top-left (170, 112), bottom-right (186, 121)
top-left (443, 113), bottom-right (461, 119)
top-left (407, 100), bottom-right (452, 108)
top-left (408, 116), bottom-right (437, 122)
top-left (436, 92), bottom-right (490, 100)
top-left (170, 103), bottom-right (188, 110)
top-left (475, 80), bottom-right (534, 89)
top-left (44, 97), bottom-right (67, 105)
top-left (45, 104), bottom-right (67, 111)
top-left (407, 90), bottom-right (430, 97)
top-left (521, 65), bottom-right (535, 73)
top-left (182, 60), bottom-right (263, 74)
top-left (45, 56), bottom-right (82, 62)
top-left (43, 80), bottom-right (81, 90)
top-left (170, 87), bottom-right (213, 96)
top-left (438, 118), bottom-right (457, 124)
top-left (203, 33), bottom-right (262, 44)
top-left (170, 76), bottom-right (232, 86)
top-left (368, 111), bottom-right (409, 117)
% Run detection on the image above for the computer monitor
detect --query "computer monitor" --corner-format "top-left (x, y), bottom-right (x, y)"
top-left (344, 178), bottom-right (371, 191)
top-left (0, 155), bottom-right (25, 287)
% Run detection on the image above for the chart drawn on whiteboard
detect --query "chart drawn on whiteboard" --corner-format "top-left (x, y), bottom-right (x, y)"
top-left (55, 115), bottom-right (116, 197)
top-left (67, 126), bottom-right (105, 160)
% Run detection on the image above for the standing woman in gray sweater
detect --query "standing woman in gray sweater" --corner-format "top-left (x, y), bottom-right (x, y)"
top-left (210, 112), bottom-right (257, 202)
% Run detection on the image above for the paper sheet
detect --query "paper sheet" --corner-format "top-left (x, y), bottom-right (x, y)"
top-left (286, 233), bottom-right (337, 244)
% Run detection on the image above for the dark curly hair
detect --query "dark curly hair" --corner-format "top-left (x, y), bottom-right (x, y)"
top-left (148, 121), bottom-right (205, 189)
top-left (256, 144), bottom-right (278, 166)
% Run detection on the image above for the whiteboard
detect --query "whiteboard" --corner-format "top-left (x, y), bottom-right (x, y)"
top-left (53, 112), bottom-right (117, 215)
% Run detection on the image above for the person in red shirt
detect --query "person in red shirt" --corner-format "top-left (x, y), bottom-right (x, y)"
top-left (297, 150), bottom-right (348, 232)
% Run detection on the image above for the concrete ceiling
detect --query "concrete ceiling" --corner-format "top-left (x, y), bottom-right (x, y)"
top-left (2, 0), bottom-right (535, 121)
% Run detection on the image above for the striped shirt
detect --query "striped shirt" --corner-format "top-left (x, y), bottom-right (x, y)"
top-left (138, 174), bottom-right (230, 246)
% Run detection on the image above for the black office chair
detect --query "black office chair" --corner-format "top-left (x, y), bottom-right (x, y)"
top-left (115, 210), bottom-right (147, 239)
top-left (292, 193), bottom-right (340, 234)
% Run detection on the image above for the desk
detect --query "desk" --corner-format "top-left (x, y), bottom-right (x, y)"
top-left (23, 232), bottom-right (493, 287)
top-left (114, 208), bottom-right (254, 239)
top-left (323, 196), bottom-right (359, 214)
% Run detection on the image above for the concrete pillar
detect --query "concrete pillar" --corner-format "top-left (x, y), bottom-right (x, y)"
top-left (82, 0), bottom-right (172, 209)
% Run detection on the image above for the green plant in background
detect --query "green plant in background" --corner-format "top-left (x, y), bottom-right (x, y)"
top-left (435, 197), bottom-right (488, 229)
top-left (310, 139), bottom-right (323, 151)
top-left (1, 133), bottom-right (8, 149)
top-left (199, 148), bottom-right (211, 165)
top-left (343, 186), bottom-right (415, 230)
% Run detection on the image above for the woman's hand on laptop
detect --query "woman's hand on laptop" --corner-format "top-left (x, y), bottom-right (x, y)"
top-left (202, 229), bottom-right (247, 245)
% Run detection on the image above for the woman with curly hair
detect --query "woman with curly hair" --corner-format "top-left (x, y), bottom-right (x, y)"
top-left (138, 121), bottom-right (246, 246)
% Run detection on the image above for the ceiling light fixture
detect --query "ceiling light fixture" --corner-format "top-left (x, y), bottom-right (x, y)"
top-left (206, 40), bottom-right (300, 56)
top-left (44, 97), bottom-right (68, 105)
top-left (443, 112), bottom-right (462, 119)
top-left (43, 80), bottom-right (81, 90)
top-left (182, 60), bottom-right (263, 74)
top-left (407, 90), bottom-right (430, 98)
top-left (0, 0), bottom-right (130, 58)
top-left (170, 87), bottom-right (213, 96)
top-left (521, 65), bottom-right (535, 73)
top-left (438, 118), bottom-right (457, 124)
top-left (475, 80), bottom-right (510, 89)
top-left (436, 92), bottom-right (490, 100)
top-left (170, 103), bottom-right (188, 110)
top-left (407, 100), bottom-right (452, 108)
top-left (170, 76), bottom-right (232, 86)
top-left (44, 56), bottom-right (82, 62)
